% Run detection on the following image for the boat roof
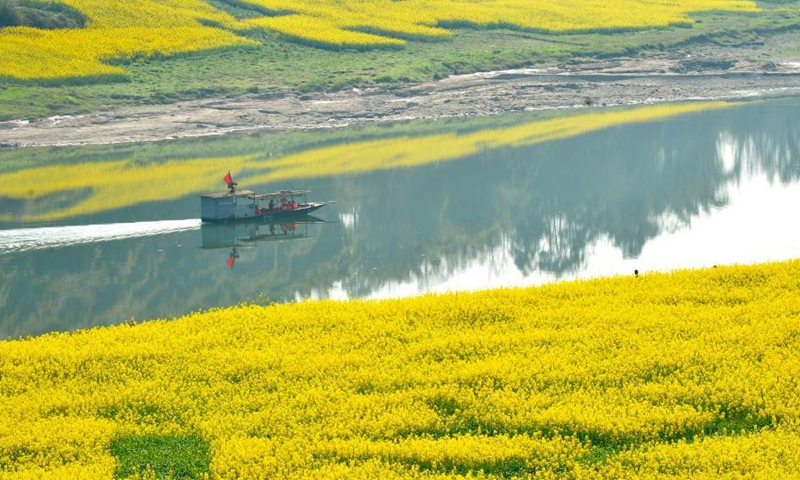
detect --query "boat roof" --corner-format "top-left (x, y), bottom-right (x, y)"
top-left (251, 189), bottom-right (312, 200)
top-left (201, 189), bottom-right (311, 200)
top-left (201, 190), bottom-right (255, 199)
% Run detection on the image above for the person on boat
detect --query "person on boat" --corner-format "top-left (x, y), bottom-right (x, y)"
top-left (291, 200), bottom-right (298, 210)
top-left (281, 198), bottom-right (288, 209)
top-left (223, 171), bottom-right (238, 194)
top-left (268, 199), bottom-right (275, 211)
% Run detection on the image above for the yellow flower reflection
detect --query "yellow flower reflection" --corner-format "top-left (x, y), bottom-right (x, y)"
top-left (0, 102), bottom-right (731, 222)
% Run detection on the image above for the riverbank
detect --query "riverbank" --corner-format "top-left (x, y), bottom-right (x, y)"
top-left (0, 61), bottom-right (800, 147)
top-left (3, 56), bottom-right (800, 148)
top-left (1, 260), bottom-right (799, 478)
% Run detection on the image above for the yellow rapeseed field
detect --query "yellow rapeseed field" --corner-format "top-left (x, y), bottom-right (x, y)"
top-left (240, 0), bottom-right (758, 47)
top-left (1, 260), bottom-right (799, 478)
top-left (0, 0), bottom-right (253, 80)
top-left (0, 101), bottom-right (731, 222)
top-left (0, 0), bottom-right (759, 80)
top-left (0, 26), bottom-right (253, 80)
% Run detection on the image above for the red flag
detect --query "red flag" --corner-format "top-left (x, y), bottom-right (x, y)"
top-left (223, 171), bottom-right (232, 185)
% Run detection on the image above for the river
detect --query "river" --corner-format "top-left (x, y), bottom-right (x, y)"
top-left (0, 99), bottom-right (798, 338)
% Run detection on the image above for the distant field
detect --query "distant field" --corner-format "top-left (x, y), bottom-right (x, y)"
top-left (235, 0), bottom-right (759, 47)
top-left (0, 260), bottom-right (798, 478)
top-left (0, 0), bottom-right (758, 81)
top-left (0, 0), bottom-right (254, 80)
top-left (0, 1), bottom-right (798, 120)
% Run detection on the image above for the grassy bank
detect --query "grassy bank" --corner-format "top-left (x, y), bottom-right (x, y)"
top-left (1, 3), bottom-right (799, 121)
top-left (1, 260), bottom-right (799, 478)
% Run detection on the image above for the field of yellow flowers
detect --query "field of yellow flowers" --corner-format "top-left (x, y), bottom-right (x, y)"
top-left (0, 0), bottom-right (255, 80)
top-left (239, 0), bottom-right (759, 47)
top-left (0, 0), bottom-right (759, 81)
top-left (0, 101), bottom-right (731, 222)
top-left (1, 260), bottom-right (799, 478)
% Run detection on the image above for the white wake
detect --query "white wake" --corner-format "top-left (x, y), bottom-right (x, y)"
top-left (0, 219), bottom-right (202, 254)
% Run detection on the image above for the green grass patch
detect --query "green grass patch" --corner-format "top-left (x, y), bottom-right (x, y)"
top-left (110, 434), bottom-right (211, 480)
top-left (205, 0), bottom-right (267, 19)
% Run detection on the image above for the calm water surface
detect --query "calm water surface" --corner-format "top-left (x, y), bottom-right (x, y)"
top-left (1, 100), bottom-right (799, 338)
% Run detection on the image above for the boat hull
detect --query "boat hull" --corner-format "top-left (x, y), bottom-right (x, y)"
top-left (201, 202), bottom-right (326, 223)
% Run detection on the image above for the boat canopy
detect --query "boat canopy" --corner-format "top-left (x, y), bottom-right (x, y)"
top-left (251, 190), bottom-right (312, 200)
top-left (199, 189), bottom-right (311, 200)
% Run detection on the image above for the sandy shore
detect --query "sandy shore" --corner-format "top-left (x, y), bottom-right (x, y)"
top-left (2, 57), bottom-right (800, 148)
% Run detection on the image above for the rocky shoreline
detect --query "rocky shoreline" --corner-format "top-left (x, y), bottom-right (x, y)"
top-left (2, 57), bottom-right (800, 148)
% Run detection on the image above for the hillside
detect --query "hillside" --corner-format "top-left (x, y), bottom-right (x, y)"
top-left (1, 0), bottom-right (799, 123)
top-left (1, 261), bottom-right (798, 478)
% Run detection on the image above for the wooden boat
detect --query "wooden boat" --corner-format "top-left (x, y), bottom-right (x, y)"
top-left (200, 189), bottom-right (327, 223)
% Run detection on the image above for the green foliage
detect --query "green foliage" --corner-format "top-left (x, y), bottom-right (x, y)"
top-left (0, 1), bottom-right (22, 27)
top-left (110, 434), bottom-right (211, 480)
top-left (0, 0), bottom-right (85, 29)
top-left (205, 0), bottom-right (279, 18)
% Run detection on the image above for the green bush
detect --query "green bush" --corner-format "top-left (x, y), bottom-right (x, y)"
top-left (0, 1), bottom-right (22, 27)
top-left (0, 0), bottom-right (86, 29)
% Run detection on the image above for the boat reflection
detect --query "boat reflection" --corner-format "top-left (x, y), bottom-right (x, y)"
top-left (200, 215), bottom-right (327, 269)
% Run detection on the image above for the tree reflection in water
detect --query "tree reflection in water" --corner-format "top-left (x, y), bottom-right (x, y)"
top-left (338, 100), bottom-right (800, 293)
